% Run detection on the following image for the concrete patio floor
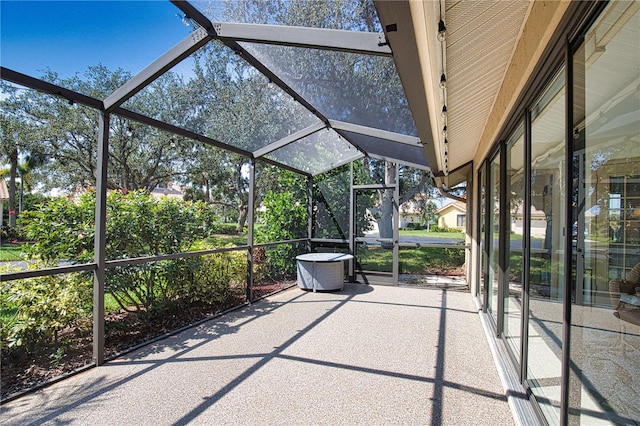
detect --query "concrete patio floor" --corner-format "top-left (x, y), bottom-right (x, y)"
top-left (2, 283), bottom-right (517, 425)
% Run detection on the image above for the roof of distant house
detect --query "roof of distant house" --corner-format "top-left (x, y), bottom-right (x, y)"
top-left (151, 186), bottom-right (183, 197)
top-left (437, 200), bottom-right (466, 214)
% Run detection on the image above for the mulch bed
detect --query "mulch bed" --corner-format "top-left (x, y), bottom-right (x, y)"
top-left (1, 280), bottom-right (294, 401)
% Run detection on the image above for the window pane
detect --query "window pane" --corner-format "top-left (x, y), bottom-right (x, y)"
top-left (487, 152), bottom-right (500, 324)
top-left (1, 85), bottom-right (97, 270)
top-left (190, 0), bottom-right (382, 32)
top-left (569, 2), bottom-right (640, 424)
top-left (527, 68), bottom-right (566, 425)
top-left (504, 123), bottom-right (525, 363)
top-left (266, 129), bottom-right (361, 176)
top-left (479, 165), bottom-right (486, 300)
top-left (120, 41), bottom-right (319, 155)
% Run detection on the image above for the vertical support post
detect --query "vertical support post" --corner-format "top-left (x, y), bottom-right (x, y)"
top-left (561, 40), bottom-right (576, 426)
top-left (521, 109), bottom-right (532, 383)
top-left (93, 111), bottom-right (109, 366)
top-left (349, 162), bottom-right (355, 281)
top-left (307, 175), bottom-right (313, 254)
top-left (393, 162), bottom-right (399, 285)
top-left (497, 141), bottom-right (507, 336)
top-left (482, 162), bottom-right (490, 312)
top-left (246, 158), bottom-right (256, 304)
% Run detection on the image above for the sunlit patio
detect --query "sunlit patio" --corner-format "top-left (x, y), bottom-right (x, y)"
top-left (1, 283), bottom-right (517, 425)
top-left (3, 0), bottom-right (639, 424)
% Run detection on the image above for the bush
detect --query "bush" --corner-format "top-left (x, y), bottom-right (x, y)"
top-left (182, 251), bottom-right (246, 304)
top-left (405, 223), bottom-right (426, 230)
top-left (0, 225), bottom-right (24, 243)
top-left (1, 190), bottom-right (246, 370)
top-left (210, 223), bottom-right (239, 235)
top-left (258, 190), bottom-right (307, 279)
top-left (1, 265), bottom-right (92, 354)
top-left (15, 190), bottom-right (236, 313)
top-left (431, 226), bottom-right (462, 233)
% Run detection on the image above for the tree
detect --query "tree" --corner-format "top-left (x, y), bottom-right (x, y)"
top-left (1, 66), bottom-right (189, 195)
top-left (0, 83), bottom-right (40, 228)
top-left (420, 199), bottom-right (439, 231)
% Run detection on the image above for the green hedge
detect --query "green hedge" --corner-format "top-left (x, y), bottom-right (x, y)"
top-left (2, 190), bottom-right (245, 355)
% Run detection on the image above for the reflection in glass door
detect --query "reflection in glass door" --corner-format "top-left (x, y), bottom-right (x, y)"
top-left (504, 124), bottom-right (525, 362)
top-left (353, 186), bottom-right (398, 285)
top-left (568, 3), bottom-right (640, 423)
top-left (487, 152), bottom-right (501, 323)
top-left (527, 68), bottom-right (566, 425)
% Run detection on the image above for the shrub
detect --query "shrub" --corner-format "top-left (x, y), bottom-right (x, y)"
top-left (19, 193), bottom-right (95, 264)
top-left (210, 223), bottom-right (239, 235)
top-left (15, 190), bottom-right (235, 313)
top-left (1, 190), bottom-right (245, 365)
top-left (0, 225), bottom-right (24, 243)
top-left (1, 265), bottom-right (92, 354)
top-left (258, 190), bottom-right (307, 279)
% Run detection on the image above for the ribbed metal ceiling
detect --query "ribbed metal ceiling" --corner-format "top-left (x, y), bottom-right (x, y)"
top-left (445, 0), bottom-right (531, 171)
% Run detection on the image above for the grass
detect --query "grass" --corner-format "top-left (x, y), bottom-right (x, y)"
top-left (0, 244), bottom-right (24, 262)
top-left (399, 229), bottom-right (465, 239)
top-left (204, 233), bottom-right (248, 247)
top-left (358, 245), bottom-right (465, 273)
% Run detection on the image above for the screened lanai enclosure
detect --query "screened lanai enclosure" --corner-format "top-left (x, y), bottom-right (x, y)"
top-left (1, 0), bottom-right (468, 400)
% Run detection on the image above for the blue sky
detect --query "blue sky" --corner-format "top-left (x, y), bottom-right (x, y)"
top-left (1, 1), bottom-right (193, 79)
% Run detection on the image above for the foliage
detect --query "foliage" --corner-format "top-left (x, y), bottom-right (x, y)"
top-left (1, 191), bottom-right (250, 357)
top-left (1, 225), bottom-right (24, 243)
top-left (257, 171), bottom-right (308, 278)
top-left (1, 265), bottom-right (92, 354)
top-left (1, 67), bottom-right (189, 196)
top-left (419, 200), bottom-right (439, 230)
top-left (314, 165), bottom-right (353, 239)
top-left (405, 223), bottom-right (426, 230)
top-left (209, 223), bottom-right (240, 235)
top-left (19, 193), bottom-right (96, 263)
top-left (178, 253), bottom-right (247, 305)
top-left (431, 226), bottom-right (464, 233)
top-left (16, 190), bottom-right (238, 312)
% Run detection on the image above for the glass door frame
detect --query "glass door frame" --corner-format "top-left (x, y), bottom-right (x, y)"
top-left (350, 169), bottom-right (399, 285)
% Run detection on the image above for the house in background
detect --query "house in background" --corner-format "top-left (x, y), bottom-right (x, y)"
top-left (150, 184), bottom-right (184, 200)
top-left (437, 201), bottom-right (466, 230)
top-left (399, 199), bottom-right (421, 228)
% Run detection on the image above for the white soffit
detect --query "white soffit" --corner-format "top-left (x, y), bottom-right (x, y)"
top-left (445, 0), bottom-right (531, 172)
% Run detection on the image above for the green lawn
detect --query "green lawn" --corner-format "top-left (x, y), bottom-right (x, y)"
top-left (0, 245), bottom-right (24, 261)
top-left (399, 229), bottom-right (464, 239)
top-left (204, 233), bottom-right (248, 247)
top-left (358, 245), bottom-right (465, 273)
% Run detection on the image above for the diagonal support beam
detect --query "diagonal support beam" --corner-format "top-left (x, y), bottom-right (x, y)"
top-left (211, 22), bottom-right (392, 57)
top-left (1, 67), bottom-right (104, 110)
top-left (104, 27), bottom-right (212, 112)
top-left (330, 120), bottom-right (422, 146)
top-left (253, 121), bottom-right (326, 158)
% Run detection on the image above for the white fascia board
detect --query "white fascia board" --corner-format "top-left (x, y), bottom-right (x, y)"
top-left (212, 22), bottom-right (392, 57)
top-left (367, 153), bottom-right (431, 172)
top-left (330, 120), bottom-right (422, 146)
